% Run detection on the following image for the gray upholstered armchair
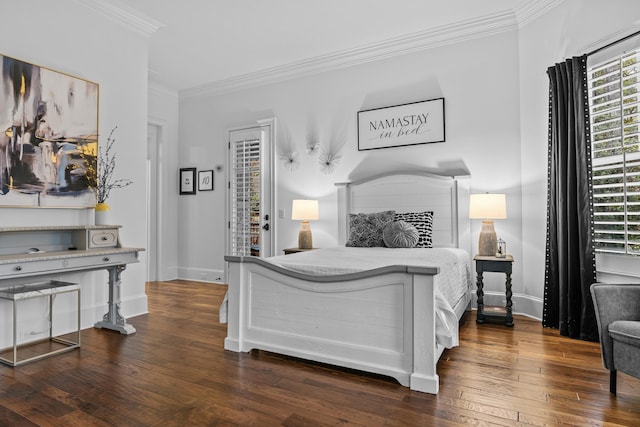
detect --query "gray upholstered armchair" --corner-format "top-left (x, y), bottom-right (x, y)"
top-left (590, 283), bottom-right (640, 395)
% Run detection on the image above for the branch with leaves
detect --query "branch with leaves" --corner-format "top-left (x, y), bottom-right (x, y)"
top-left (96, 126), bottom-right (133, 204)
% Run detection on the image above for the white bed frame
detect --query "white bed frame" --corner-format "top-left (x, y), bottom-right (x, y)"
top-left (224, 171), bottom-right (471, 394)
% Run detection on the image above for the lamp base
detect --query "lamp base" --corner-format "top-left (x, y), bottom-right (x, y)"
top-left (478, 220), bottom-right (497, 256)
top-left (298, 221), bottom-right (313, 249)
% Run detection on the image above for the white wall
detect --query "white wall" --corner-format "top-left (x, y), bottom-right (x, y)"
top-left (0, 0), bottom-right (149, 341)
top-left (179, 1), bottom-right (640, 320)
top-left (180, 29), bottom-right (524, 300)
top-left (519, 1), bottom-right (640, 311)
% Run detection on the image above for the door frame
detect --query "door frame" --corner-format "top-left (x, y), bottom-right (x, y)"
top-left (146, 119), bottom-right (166, 282)
top-left (225, 118), bottom-right (277, 260)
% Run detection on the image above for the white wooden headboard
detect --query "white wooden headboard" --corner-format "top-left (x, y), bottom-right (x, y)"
top-left (335, 172), bottom-right (471, 250)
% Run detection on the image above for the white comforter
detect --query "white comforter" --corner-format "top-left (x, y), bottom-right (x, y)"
top-left (266, 246), bottom-right (472, 348)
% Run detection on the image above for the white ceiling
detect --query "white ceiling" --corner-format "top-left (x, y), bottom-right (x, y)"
top-left (96, 0), bottom-right (548, 93)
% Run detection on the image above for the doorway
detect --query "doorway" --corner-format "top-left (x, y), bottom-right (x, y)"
top-left (227, 119), bottom-right (275, 258)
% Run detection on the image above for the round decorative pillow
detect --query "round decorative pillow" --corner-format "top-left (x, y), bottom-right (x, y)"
top-left (382, 221), bottom-right (419, 248)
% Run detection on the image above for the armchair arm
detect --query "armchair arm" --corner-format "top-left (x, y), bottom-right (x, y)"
top-left (590, 283), bottom-right (640, 370)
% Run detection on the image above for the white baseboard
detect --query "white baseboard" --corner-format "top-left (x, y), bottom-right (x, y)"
top-left (122, 293), bottom-right (149, 318)
top-left (162, 266), bottom-right (179, 282)
top-left (177, 266), bottom-right (226, 283)
top-left (83, 293), bottom-right (149, 331)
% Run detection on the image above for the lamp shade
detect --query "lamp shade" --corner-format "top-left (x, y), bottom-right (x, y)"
top-left (469, 194), bottom-right (507, 219)
top-left (291, 200), bottom-right (319, 221)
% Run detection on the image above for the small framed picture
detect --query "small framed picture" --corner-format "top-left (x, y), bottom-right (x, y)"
top-left (179, 167), bottom-right (196, 195)
top-left (198, 170), bottom-right (214, 191)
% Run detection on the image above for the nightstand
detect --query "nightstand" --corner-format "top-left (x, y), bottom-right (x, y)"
top-left (474, 255), bottom-right (514, 327)
top-left (283, 247), bottom-right (316, 255)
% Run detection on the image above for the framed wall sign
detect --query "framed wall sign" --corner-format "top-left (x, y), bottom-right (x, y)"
top-left (357, 98), bottom-right (445, 151)
top-left (179, 168), bottom-right (196, 195)
top-left (198, 170), bottom-right (214, 191)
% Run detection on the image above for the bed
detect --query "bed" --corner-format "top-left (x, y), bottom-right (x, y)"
top-left (223, 171), bottom-right (472, 394)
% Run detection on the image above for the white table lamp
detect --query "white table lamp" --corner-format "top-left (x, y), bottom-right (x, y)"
top-left (469, 193), bottom-right (507, 256)
top-left (292, 199), bottom-right (319, 249)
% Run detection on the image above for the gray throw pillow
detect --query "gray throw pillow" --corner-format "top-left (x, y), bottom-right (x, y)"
top-left (346, 210), bottom-right (396, 247)
top-left (383, 221), bottom-right (419, 248)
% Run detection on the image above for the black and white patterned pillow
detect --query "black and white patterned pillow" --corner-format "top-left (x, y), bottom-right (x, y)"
top-left (346, 210), bottom-right (396, 247)
top-left (383, 221), bottom-right (419, 248)
top-left (394, 211), bottom-right (434, 248)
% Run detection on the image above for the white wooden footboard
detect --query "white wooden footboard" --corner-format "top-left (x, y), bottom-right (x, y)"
top-left (224, 255), bottom-right (443, 394)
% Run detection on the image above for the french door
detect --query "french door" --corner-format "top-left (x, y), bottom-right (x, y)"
top-left (227, 119), bottom-right (275, 258)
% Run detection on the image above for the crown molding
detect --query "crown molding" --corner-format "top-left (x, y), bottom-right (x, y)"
top-left (579, 24), bottom-right (640, 57)
top-left (181, 10), bottom-right (519, 98)
top-left (72, 0), bottom-right (163, 37)
top-left (148, 67), bottom-right (179, 97)
top-left (514, 0), bottom-right (564, 26)
top-left (149, 81), bottom-right (179, 99)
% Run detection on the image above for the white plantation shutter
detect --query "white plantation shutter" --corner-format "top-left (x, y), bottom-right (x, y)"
top-left (230, 138), bottom-right (261, 256)
top-left (589, 48), bottom-right (640, 254)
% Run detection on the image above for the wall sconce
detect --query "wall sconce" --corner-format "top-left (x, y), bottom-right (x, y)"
top-left (291, 199), bottom-right (319, 249)
top-left (469, 193), bottom-right (507, 256)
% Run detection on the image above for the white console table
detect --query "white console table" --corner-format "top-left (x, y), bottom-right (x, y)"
top-left (0, 225), bottom-right (144, 335)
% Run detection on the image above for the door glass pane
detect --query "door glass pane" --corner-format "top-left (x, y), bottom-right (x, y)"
top-left (230, 137), bottom-right (261, 256)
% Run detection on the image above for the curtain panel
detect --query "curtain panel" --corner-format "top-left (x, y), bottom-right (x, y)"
top-left (543, 55), bottom-right (598, 341)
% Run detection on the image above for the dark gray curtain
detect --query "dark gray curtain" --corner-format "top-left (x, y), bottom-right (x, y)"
top-left (543, 55), bottom-right (598, 341)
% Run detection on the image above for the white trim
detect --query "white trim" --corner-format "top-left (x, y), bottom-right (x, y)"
top-left (515, 0), bottom-right (564, 26)
top-left (146, 118), bottom-right (168, 282)
top-left (181, 11), bottom-right (519, 98)
top-left (121, 293), bottom-right (149, 318)
top-left (177, 266), bottom-right (225, 283)
top-left (258, 118), bottom-right (278, 257)
top-left (88, 0), bottom-right (563, 95)
top-left (72, 0), bottom-right (163, 37)
top-left (149, 82), bottom-right (179, 99)
top-left (83, 293), bottom-right (148, 329)
top-left (165, 266), bottom-right (179, 281)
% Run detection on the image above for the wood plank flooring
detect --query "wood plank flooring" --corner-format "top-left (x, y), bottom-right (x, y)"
top-left (0, 280), bottom-right (638, 426)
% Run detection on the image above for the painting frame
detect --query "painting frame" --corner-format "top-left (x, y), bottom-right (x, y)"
top-left (0, 52), bottom-right (99, 208)
top-left (357, 98), bottom-right (445, 151)
top-left (198, 170), bottom-right (214, 191)
top-left (179, 168), bottom-right (197, 195)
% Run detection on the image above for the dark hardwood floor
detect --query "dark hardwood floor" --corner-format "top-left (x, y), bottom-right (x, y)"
top-left (0, 280), bottom-right (638, 426)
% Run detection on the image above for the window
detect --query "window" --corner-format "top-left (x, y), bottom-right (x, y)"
top-left (589, 47), bottom-right (640, 254)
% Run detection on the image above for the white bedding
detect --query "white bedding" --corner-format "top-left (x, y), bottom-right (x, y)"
top-left (266, 247), bottom-right (472, 348)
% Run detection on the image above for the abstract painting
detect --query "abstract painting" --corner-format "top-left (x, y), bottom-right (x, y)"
top-left (0, 53), bottom-right (99, 207)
